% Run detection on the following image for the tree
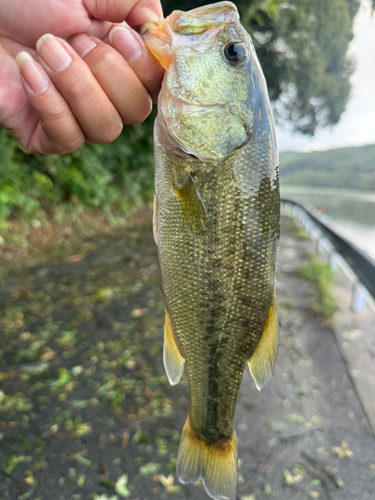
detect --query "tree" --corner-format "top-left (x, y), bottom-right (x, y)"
top-left (162, 0), bottom-right (360, 135)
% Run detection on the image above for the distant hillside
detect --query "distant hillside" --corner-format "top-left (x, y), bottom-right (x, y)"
top-left (280, 144), bottom-right (375, 191)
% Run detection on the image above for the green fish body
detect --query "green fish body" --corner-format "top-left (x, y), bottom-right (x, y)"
top-left (142, 3), bottom-right (279, 499)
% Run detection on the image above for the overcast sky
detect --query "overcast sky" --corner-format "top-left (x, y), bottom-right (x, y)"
top-left (277, 0), bottom-right (375, 152)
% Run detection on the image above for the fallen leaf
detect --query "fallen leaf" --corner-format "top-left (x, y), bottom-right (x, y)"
top-left (140, 462), bottom-right (160, 476)
top-left (158, 474), bottom-right (181, 493)
top-left (40, 349), bottom-right (55, 361)
top-left (66, 254), bottom-right (84, 263)
top-left (121, 432), bottom-right (130, 450)
top-left (24, 471), bottom-right (34, 485)
top-left (284, 468), bottom-right (304, 485)
top-left (115, 475), bottom-right (131, 498)
top-left (332, 441), bottom-right (353, 459)
top-left (77, 474), bottom-right (85, 487)
top-left (131, 308), bottom-right (148, 318)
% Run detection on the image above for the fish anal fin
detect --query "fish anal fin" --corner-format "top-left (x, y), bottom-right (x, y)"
top-left (164, 310), bottom-right (184, 385)
top-left (177, 414), bottom-right (237, 500)
top-left (173, 174), bottom-right (209, 233)
top-left (248, 298), bottom-right (279, 391)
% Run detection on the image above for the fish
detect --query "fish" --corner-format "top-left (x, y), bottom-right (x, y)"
top-left (141, 2), bottom-right (280, 499)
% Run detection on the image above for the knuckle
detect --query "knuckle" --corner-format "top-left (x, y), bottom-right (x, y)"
top-left (42, 100), bottom-right (73, 125)
top-left (63, 137), bottom-right (85, 153)
top-left (105, 120), bottom-right (123, 142)
top-left (140, 63), bottom-right (161, 88)
top-left (85, 0), bottom-right (109, 19)
top-left (22, 141), bottom-right (34, 153)
top-left (91, 50), bottom-right (121, 79)
top-left (43, 135), bottom-right (85, 155)
top-left (124, 97), bottom-right (152, 125)
top-left (65, 77), bottom-right (96, 102)
top-left (89, 117), bottom-right (123, 144)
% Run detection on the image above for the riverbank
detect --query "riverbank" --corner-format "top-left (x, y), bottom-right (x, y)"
top-left (0, 215), bottom-right (374, 500)
top-left (281, 185), bottom-right (375, 203)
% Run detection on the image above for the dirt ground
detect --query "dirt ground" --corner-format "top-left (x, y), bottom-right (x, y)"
top-left (0, 215), bottom-right (374, 500)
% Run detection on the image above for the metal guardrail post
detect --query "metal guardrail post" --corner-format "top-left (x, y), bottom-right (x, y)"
top-left (330, 254), bottom-right (339, 271)
top-left (317, 238), bottom-right (325, 255)
top-left (351, 283), bottom-right (367, 313)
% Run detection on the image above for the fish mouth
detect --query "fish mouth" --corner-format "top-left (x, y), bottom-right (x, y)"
top-left (139, 1), bottom-right (239, 69)
top-left (139, 20), bottom-right (173, 70)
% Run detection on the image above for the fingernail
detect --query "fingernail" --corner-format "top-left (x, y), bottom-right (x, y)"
top-left (109, 27), bottom-right (143, 62)
top-left (16, 52), bottom-right (49, 95)
top-left (69, 34), bottom-right (96, 58)
top-left (36, 34), bottom-right (72, 73)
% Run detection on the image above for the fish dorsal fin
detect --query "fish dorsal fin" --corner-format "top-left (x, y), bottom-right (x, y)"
top-left (248, 298), bottom-right (279, 391)
top-left (164, 310), bottom-right (185, 385)
top-left (177, 414), bottom-right (237, 500)
top-left (173, 174), bottom-right (209, 233)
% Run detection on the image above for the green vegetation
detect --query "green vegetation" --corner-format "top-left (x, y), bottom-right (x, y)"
top-left (0, 112), bottom-right (155, 227)
top-left (293, 224), bottom-right (310, 241)
top-left (280, 144), bottom-right (375, 191)
top-left (300, 255), bottom-right (337, 319)
top-left (0, 0), bottom-right (361, 228)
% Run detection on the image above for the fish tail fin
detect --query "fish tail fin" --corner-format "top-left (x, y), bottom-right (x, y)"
top-left (248, 297), bottom-right (279, 391)
top-left (177, 414), bottom-right (237, 500)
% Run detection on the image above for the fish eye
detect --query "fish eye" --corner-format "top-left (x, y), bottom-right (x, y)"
top-left (223, 43), bottom-right (248, 67)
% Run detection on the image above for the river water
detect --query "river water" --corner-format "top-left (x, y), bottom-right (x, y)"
top-left (281, 186), bottom-right (375, 259)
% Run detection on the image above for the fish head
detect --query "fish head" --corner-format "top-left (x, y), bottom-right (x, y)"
top-left (141, 1), bottom-right (267, 164)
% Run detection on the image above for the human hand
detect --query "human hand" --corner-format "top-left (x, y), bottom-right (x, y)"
top-left (0, 0), bottom-right (164, 154)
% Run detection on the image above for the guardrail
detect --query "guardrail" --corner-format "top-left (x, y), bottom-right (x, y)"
top-left (281, 198), bottom-right (375, 315)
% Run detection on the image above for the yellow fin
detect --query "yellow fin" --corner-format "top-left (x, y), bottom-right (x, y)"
top-left (177, 414), bottom-right (237, 500)
top-left (173, 174), bottom-right (209, 232)
top-left (164, 310), bottom-right (184, 385)
top-left (248, 299), bottom-right (279, 391)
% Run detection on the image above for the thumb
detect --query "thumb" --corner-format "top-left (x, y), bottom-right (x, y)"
top-left (83, 0), bottom-right (163, 26)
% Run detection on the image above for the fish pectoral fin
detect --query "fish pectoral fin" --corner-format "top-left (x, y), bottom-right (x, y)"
top-left (173, 174), bottom-right (209, 233)
top-left (177, 414), bottom-right (238, 500)
top-left (248, 298), bottom-right (279, 391)
top-left (164, 310), bottom-right (184, 385)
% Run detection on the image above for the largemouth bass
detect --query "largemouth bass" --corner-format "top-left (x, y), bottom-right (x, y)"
top-left (141, 2), bottom-right (279, 499)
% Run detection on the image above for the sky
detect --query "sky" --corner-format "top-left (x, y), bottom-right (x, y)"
top-left (277, 0), bottom-right (375, 152)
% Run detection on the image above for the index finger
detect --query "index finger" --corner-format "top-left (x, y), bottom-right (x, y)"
top-left (84, 0), bottom-right (163, 26)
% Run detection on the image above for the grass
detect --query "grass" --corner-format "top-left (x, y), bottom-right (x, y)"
top-left (293, 225), bottom-right (310, 241)
top-left (299, 255), bottom-right (338, 320)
